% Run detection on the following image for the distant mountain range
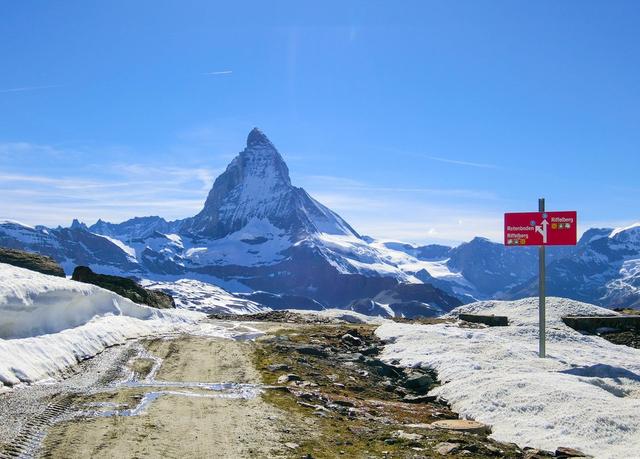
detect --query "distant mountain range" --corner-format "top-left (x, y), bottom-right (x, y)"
top-left (1, 128), bottom-right (639, 314)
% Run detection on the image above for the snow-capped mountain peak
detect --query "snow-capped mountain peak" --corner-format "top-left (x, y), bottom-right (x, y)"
top-left (182, 128), bottom-right (355, 240)
top-left (246, 126), bottom-right (276, 148)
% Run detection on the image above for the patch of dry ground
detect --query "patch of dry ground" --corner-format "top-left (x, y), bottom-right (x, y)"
top-left (43, 395), bottom-right (286, 459)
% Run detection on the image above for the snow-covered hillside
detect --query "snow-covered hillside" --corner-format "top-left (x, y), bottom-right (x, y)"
top-left (0, 264), bottom-right (256, 390)
top-left (141, 278), bottom-right (267, 315)
top-left (376, 298), bottom-right (640, 458)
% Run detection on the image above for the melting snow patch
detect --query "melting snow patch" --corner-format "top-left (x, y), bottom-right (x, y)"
top-left (375, 297), bottom-right (640, 458)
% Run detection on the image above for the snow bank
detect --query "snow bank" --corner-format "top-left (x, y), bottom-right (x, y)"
top-left (0, 264), bottom-right (255, 388)
top-left (376, 297), bottom-right (640, 458)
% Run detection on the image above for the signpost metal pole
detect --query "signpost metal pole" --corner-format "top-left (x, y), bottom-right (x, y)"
top-left (538, 198), bottom-right (546, 358)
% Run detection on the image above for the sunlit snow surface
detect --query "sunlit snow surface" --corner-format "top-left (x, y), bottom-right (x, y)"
top-left (0, 264), bottom-right (261, 389)
top-left (375, 298), bottom-right (640, 458)
top-left (141, 278), bottom-right (267, 315)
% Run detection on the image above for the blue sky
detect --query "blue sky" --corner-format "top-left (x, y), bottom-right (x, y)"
top-left (1, 1), bottom-right (639, 245)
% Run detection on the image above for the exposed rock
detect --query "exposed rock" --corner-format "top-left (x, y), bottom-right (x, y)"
top-left (404, 372), bottom-right (435, 392)
top-left (436, 442), bottom-right (461, 455)
top-left (360, 345), bottom-right (379, 355)
top-left (332, 399), bottom-right (355, 408)
top-left (290, 380), bottom-right (318, 388)
top-left (341, 333), bottom-right (363, 346)
top-left (277, 374), bottom-right (301, 384)
top-left (402, 394), bottom-right (437, 404)
top-left (71, 266), bottom-right (175, 309)
top-left (336, 353), bottom-right (363, 362)
top-left (523, 448), bottom-right (553, 459)
top-left (484, 444), bottom-right (503, 455)
top-left (392, 430), bottom-right (423, 441)
top-left (293, 345), bottom-right (328, 357)
top-left (555, 446), bottom-right (589, 458)
top-left (267, 364), bottom-right (290, 372)
top-left (0, 247), bottom-right (65, 277)
top-left (362, 357), bottom-right (401, 378)
top-left (458, 313), bottom-right (509, 327)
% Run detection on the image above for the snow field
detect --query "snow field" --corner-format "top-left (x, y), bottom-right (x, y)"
top-left (375, 297), bottom-right (640, 458)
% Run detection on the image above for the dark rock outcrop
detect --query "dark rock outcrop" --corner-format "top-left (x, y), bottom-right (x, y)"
top-left (71, 266), bottom-right (175, 309)
top-left (0, 247), bottom-right (65, 277)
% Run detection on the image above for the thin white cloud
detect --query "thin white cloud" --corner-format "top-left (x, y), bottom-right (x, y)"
top-left (0, 85), bottom-right (62, 94)
top-left (0, 161), bottom-right (220, 227)
top-left (112, 164), bottom-right (218, 192)
top-left (425, 156), bottom-right (499, 169)
top-left (0, 142), bottom-right (68, 158)
top-left (203, 70), bottom-right (233, 75)
top-left (383, 147), bottom-right (500, 170)
top-left (300, 175), bottom-right (498, 200)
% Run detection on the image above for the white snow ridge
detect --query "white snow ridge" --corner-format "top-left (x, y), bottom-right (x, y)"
top-left (375, 297), bottom-right (640, 458)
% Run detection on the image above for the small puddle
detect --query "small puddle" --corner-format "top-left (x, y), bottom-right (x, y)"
top-left (79, 342), bottom-right (262, 419)
top-left (79, 387), bottom-right (259, 418)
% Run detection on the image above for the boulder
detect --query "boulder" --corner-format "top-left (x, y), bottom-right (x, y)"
top-left (555, 447), bottom-right (589, 458)
top-left (402, 394), bottom-right (437, 404)
top-left (435, 442), bottom-right (461, 455)
top-left (293, 344), bottom-right (328, 357)
top-left (392, 430), bottom-right (423, 441)
top-left (277, 374), bottom-right (301, 384)
top-left (404, 372), bottom-right (435, 392)
top-left (267, 364), bottom-right (290, 372)
top-left (341, 333), bottom-right (363, 346)
top-left (0, 247), bottom-right (65, 277)
top-left (71, 266), bottom-right (175, 309)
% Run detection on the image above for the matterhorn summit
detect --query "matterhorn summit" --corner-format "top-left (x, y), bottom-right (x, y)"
top-left (182, 127), bottom-right (358, 239)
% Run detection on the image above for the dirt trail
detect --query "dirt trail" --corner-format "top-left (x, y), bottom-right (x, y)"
top-left (41, 334), bottom-right (297, 459)
top-left (145, 336), bottom-right (260, 383)
top-left (44, 394), bottom-right (285, 459)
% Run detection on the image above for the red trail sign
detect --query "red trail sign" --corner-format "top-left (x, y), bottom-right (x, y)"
top-left (504, 201), bottom-right (577, 359)
top-left (504, 211), bottom-right (577, 246)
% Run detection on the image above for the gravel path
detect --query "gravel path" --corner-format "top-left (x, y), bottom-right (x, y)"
top-left (0, 341), bottom-right (135, 450)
